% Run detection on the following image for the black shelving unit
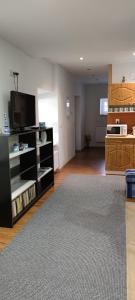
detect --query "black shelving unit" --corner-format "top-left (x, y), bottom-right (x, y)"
top-left (36, 128), bottom-right (54, 196)
top-left (0, 127), bottom-right (54, 228)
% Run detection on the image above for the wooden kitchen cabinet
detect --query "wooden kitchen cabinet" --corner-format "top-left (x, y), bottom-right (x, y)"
top-left (105, 137), bottom-right (135, 172)
top-left (108, 83), bottom-right (135, 106)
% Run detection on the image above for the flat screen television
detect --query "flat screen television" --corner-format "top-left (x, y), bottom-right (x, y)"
top-left (10, 91), bottom-right (36, 130)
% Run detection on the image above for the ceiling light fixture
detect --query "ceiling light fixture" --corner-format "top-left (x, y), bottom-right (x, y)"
top-left (133, 52), bottom-right (135, 56)
top-left (80, 57), bottom-right (84, 61)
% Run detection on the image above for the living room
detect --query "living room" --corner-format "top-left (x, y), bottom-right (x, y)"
top-left (0, 1), bottom-right (135, 299)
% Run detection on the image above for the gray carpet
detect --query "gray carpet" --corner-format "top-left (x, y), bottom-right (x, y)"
top-left (0, 175), bottom-right (127, 300)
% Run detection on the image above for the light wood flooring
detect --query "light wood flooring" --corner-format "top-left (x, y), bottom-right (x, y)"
top-left (0, 147), bottom-right (134, 300)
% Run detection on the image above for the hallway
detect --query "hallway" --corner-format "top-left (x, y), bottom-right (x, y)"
top-left (64, 147), bottom-right (105, 175)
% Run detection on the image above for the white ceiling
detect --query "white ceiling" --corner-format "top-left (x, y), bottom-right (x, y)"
top-left (0, 0), bottom-right (135, 81)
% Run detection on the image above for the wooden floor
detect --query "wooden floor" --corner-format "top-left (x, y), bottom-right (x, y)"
top-left (0, 147), bottom-right (134, 300)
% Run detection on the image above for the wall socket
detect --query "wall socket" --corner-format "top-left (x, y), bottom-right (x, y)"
top-left (9, 70), bottom-right (19, 77)
top-left (115, 118), bottom-right (120, 124)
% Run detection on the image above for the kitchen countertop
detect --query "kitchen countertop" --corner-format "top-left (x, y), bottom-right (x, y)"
top-left (105, 134), bottom-right (135, 139)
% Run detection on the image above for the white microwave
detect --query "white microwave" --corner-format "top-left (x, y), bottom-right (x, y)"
top-left (107, 124), bottom-right (127, 136)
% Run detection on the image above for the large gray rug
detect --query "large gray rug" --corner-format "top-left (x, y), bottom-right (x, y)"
top-left (0, 175), bottom-right (126, 300)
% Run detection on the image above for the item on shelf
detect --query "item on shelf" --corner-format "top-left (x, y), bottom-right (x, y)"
top-left (39, 122), bottom-right (46, 129)
top-left (10, 91), bottom-right (36, 130)
top-left (28, 184), bottom-right (36, 201)
top-left (3, 113), bottom-right (10, 135)
top-left (23, 143), bottom-right (29, 149)
top-left (19, 143), bottom-right (24, 151)
top-left (12, 200), bottom-right (17, 218)
top-left (12, 183), bottom-right (36, 218)
top-left (31, 126), bottom-right (39, 129)
top-left (15, 195), bottom-right (23, 214)
top-left (41, 131), bottom-right (47, 143)
top-left (12, 143), bottom-right (19, 152)
top-left (22, 190), bottom-right (29, 207)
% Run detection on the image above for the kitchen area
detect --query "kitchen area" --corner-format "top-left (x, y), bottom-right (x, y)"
top-left (105, 82), bottom-right (135, 174)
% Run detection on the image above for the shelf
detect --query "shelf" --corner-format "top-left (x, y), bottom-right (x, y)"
top-left (37, 141), bottom-right (52, 148)
top-left (9, 147), bottom-right (35, 159)
top-left (37, 167), bottom-right (53, 181)
top-left (11, 180), bottom-right (36, 200)
top-left (0, 127), bottom-right (54, 228)
top-left (38, 155), bottom-right (53, 164)
top-left (10, 129), bottom-right (35, 136)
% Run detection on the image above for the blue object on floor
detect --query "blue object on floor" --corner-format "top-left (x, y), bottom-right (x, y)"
top-left (125, 169), bottom-right (135, 198)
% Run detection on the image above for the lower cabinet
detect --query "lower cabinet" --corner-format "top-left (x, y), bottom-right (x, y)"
top-left (105, 138), bottom-right (135, 172)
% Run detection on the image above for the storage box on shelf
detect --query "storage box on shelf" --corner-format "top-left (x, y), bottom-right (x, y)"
top-left (0, 127), bottom-right (54, 227)
top-left (12, 181), bottom-right (36, 219)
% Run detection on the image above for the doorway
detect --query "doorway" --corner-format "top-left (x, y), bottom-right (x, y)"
top-left (37, 89), bottom-right (59, 171)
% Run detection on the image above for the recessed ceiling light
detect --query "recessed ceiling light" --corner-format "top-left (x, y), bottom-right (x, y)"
top-left (80, 57), bottom-right (84, 61)
top-left (133, 52), bottom-right (135, 56)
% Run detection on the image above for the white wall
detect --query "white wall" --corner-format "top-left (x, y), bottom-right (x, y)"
top-left (84, 84), bottom-right (108, 147)
top-left (55, 65), bottom-right (75, 168)
top-left (75, 96), bottom-right (81, 150)
top-left (0, 37), bottom-right (75, 168)
top-left (112, 63), bottom-right (135, 83)
top-left (74, 81), bottom-right (86, 151)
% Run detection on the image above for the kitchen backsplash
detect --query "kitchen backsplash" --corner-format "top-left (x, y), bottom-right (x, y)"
top-left (107, 112), bottom-right (135, 134)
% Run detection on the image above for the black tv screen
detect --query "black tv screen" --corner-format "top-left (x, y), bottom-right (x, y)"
top-left (10, 91), bottom-right (36, 129)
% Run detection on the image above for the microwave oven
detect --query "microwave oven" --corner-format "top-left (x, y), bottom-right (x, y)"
top-left (106, 124), bottom-right (127, 136)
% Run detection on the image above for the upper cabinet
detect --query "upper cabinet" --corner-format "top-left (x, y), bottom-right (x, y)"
top-left (108, 83), bottom-right (135, 106)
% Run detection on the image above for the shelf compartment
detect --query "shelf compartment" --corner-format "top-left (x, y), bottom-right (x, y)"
top-left (10, 148), bottom-right (37, 178)
top-left (40, 142), bottom-right (53, 161)
top-left (37, 141), bottom-right (52, 148)
top-left (37, 169), bottom-right (54, 196)
top-left (37, 167), bottom-right (53, 182)
top-left (12, 196), bottom-right (37, 224)
top-left (11, 180), bottom-right (36, 200)
top-left (38, 155), bottom-right (53, 164)
top-left (40, 156), bottom-right (53, 169)
top-left (9, 147), bottom-right (35, 159)
top-left (10, 164), bottom-right (36, 178)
